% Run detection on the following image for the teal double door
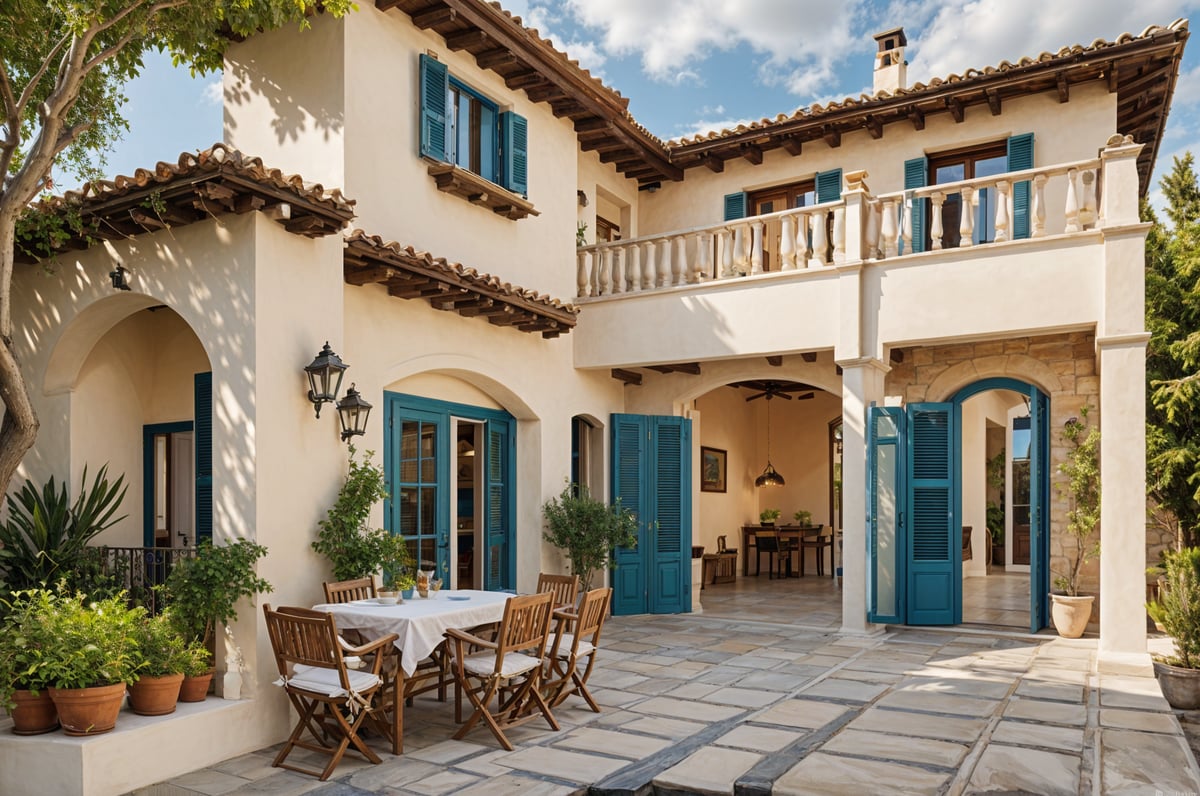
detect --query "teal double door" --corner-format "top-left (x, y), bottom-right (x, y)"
top-left (384, 394), bottom-right (514, 590)
top-left (867, 380), bottom-right (1050, 632)
top-left (610, 414), bottom-right (692, 616)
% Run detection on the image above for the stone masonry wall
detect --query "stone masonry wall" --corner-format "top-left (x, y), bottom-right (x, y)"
top-left (884, 331), bottom-right (1102, 594)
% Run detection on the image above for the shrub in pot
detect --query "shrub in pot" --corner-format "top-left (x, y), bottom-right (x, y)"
top-left (36, 589), bottom-right (144, 735)
top-left (1150, 547), bottom-right (1200, 709)
top-left (0, 589), bottom-right (59, 734)
top-left (128, 614), bottom-right (190, 715)
top-left (542, 484), bottom-right (638, 591)
top-left (793, 510), bottom-right (812, 527)
top-left (759, 508), bottom-right (781, 526)
top-left (178, 640), bottom-right (215, 703)
top-left (1051, 408), bottom-right (1100, 638)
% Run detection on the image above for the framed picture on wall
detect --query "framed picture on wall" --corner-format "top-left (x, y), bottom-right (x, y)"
top-left (700, 446), bottom-right (727, 493)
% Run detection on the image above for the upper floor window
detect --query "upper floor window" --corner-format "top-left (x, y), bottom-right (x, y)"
top-left (749, 180), bottom-right (816, 216)
top-left (419, 54), bottom-right (528, 199)
top-left (596, 215), bottom-right (621, 243)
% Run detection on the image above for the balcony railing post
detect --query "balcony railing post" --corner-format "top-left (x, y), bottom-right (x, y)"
top-left (1080, 170), bottom-right (1097, 229)
top-left (810, 210), bottom-right (828, 267)
top-left (734, 224), bottom-right (748, 275)
top-left (901, 196), bottom-right (913, 255)
top-left (930, 192), bottom-right (945, 250)
top-left (611, 247), bottom-right (624, 294)
top-left (959, 186), bottom-right (975, 247)
top-left (1099, 134), bottom-right (1144, 227)
top-left (696, 232), bottom-right (712, 282)
top-left (780, 214), bottom-right (796, 271)
top-left (628, 244), bottom-right (642, 292)
top-left (750, 221), bottom-right (764, 275)
top-left (672, 236), bottom-right (686, 285)
top-left (643, 241), bottom-right (657, 289)
top-left (832, 206), bottom-right (846, 264)
top-left (720, 228), bottom-right (734, 278)
top-left (1032, 174), bottom-right (1047, 238)
top-left (795, 211), bottom-right (810, 265)
top-left (994, 180), bottom-right (1010, 243)
top-left (865, 201), bottom-right (880, 259)
top-left (576, 250), bottom-right (590, 297)
top-left (881, 199), bottom-right (897, 259)
top-left (1065, 168), bottom-right (1080, 233)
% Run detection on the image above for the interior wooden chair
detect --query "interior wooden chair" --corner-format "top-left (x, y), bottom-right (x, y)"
top-left (444, 591), bottom-right (558, 750)
top-left (323, 577), bottom-right (376, 604)
top-left (799, 525), bottom-right (829, 577)
top-left (755, 530), bottom-right (782, 579)
top-left (544, 586), bottom-right (612, 712)
top-left (263, 604), bottom-right (396, 781)
top-left (536, 572), bottom-right (580, 610)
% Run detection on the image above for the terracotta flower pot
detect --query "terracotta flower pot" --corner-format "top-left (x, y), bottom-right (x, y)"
top-left (1050, 594), bottom-right (1094, 638)
top-left (1154, 660), bottom-right (1200, 710)
top-left (129, 673), bottom-right (185, 716)
top-left (179, 669), bottom-right (215, 703)
top-left (49, 683), bottom-right (127, 736)
top-left (10, 689), bottom-right (58, 735)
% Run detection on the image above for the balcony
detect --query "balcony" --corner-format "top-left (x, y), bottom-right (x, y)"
top-left (573, 136), bottom-right (1142, 370)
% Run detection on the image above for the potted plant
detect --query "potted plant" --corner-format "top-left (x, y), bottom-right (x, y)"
top-left (542, 484), bottom-right (638, 591)
top-left (0, 589), bottom-right (59, 734)
top-left (36, 589), bottom-right (144, 735)
top-left (161, 538), bottom-right (271, 700)
top-left (1051, 408), bottom-right (1100, 638)
top-left (378, 532), bottom-right (416, 602)
top-left (178, 639), bottom-right (215, 702)
top-left (1150, 547), bottom-right (1200, 708)
top-left (128, 613), bottom-right (190, 715)
top-left (986, 448), bottom-right (1006, 568)
top-left (759, 508), bottom-right (781, 526)
top-left (793, 509), bottom-right (812, 527)
top-left (311, 446), bottom-right (394, 582)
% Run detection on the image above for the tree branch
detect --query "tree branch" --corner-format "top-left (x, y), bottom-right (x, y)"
top-left (83, 0), bottom-right (190, 73)
top-left (14, 33), bottom-right (71, 120)
top-left (0, 58), bottom-right (19, 135)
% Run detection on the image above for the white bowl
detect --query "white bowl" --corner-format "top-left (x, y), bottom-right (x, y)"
top-left (376, 594), bottom-right (400, 605)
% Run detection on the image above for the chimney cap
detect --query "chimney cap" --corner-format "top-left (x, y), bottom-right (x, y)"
top-left (873, 27), bottom-right (907, 51)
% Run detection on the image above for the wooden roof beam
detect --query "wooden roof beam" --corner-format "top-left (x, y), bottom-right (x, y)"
top-left (444, 28), bottom-right (489, 51)
top-left (646, 363), bottom-right (702, 375)
top-left (766, 355), bottom-right (783, 367)
top-left (412, 5), bottom-right (456, 29)
top-left (946, 97), bottom-right (965, 123)
top-left (907, 107), bottom-right (925, 131)
top-left (741, 145), bottom-right (763, 165)
top-left (1056, 72), bottom-right (1070, 103)
top-left (611, 369), bottom-right (642, 385)
top-left (580, 138), bottom-right (628, 153)
top-left (599, 148), bottom-right (635, 164)
top-left (865, 115), bottom-right (883, 140)
top-left (550, 99), bottom-right (586, 118)
top-left (475, 47), bottom-right (514, 68)
top-left (1107, 63), bottom-right (1119, 93)
top-left (985, 90), bottom-right (1001, 116)
top-left (1118, 66), bottom-right (1168, 96)
top-left (345, 265), bottom-right (397, 286)
top-left (781, 136), bottom-right (803, 156)
top-left (801, 352), bottom-right (817, 363)
top-left (574, 118), bottom-right (612, 134)
top-left (823, 127), bottom-right (841, 148)
top-left (525, 83), bottom-right (568, 103)
top-left (703, 153), bottom-right (725, 173)
top-left (505, 70), bottom-right (544, 90)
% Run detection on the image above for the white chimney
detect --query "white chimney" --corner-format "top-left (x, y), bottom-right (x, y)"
top-left (873, 27), bottom-right (907, 95)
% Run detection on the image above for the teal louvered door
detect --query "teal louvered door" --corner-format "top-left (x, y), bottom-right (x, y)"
top-left (482, 418), bottom-right (514, 590)
top-left (1008, 133), bottom-right (1034, 239)
top-left (610, 414), bottom-right (692, 615)
top-left (419, 54), bottom-right (449, 161)
top-left (906, 403), bottom-right (959, 625)
top-left (867, 406), bottom-right (906, 624)
top-left (193, 372), bottom-right (212, 544)
top-left (1029, 388), bottom-right (1050, 632)
top-left (904, 157), bottom-right (928, 254)
top-left (500, 111), bottom-right (528, 197)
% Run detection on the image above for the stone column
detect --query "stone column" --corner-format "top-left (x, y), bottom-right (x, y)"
top-left (838, 358), bottom-right (888, 635)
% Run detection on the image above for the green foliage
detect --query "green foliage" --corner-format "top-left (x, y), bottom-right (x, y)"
top-left (576, 221), bottom-right (588, 247)
top-left (986, 502), bottom-right (1005, 545)
top-left (0, 465), bottom-right (127, 598)
top-left (1054, 407), bottom-right (1101, 596)
top-left (1152, 547), bottom-right (1200, 668)
top-left (759, 508), bottom-right (781, 523)
top-left (380, 533), bottom-right (416, 592)
top-left (311, 446), bottom-right (403, 583)
top-left (542, 485), bottom-right (638, 591)
top-left (161, 539), bottom-right (272, 648)
top-left (5, 588), bottom-right (145, 691)
top-left (1146, 156), bottom-right (1200, 547)
top-left (0, 588), bottom-right (60, 708)
top-left (133, 612), bottom-right (190, 678)
top-left (793, 509), bottom-right (812, 526)
top-left (179, 637), bottom-right (213, 678)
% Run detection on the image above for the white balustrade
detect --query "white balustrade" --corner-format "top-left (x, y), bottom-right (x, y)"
top-left (733, 224), bottom-right (748, 275)
top-left (780, 215), bottom-right (796, 270)
top-left (959, 186), bottom-right (975, 247)
top-left (795, 211), bottom-right (810, 265)
top-left (611, 247), bottom-right (623, 294)
top-left (881, 199), bottom-right (897, 259)
top-left (930, 192), bottom-right (944, 250)
top-left (577, 250), bottom-right (590, 297)
top-left (994, 181), bottom-right (1010, 243)
top-left (832, 207), bottom-right (846, 264)
top-left (598, 248), bottom-right (611, 295)
top-left (695, 232), bottom-right (711, 283)
top-left (1032, 174), bottom-right (1047, 238)
top-left (628, 244), bottom-right (642, 292)
top-left (1065, 169), bottom-right (1080, 233)
top-left (809, 210), bottom-right (828, 268)
top-left (643, 241), bottom-right (656, 290)
top-left (672, 236), bottom-right (687, 286)
top-left (750, 221), bottom-right (764, 275)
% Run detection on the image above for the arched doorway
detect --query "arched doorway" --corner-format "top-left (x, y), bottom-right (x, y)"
top-left (868, 377), bottom-right (1050, 632)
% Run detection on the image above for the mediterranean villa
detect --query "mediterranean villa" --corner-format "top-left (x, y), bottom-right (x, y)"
top-left (3, 1), bottom-right (1189, 791)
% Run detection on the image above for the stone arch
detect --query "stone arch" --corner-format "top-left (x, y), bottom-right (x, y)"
top-left (655, 358), bottom-right (842, 412)
top-left (378, 352), bottom-right (539, 422)
top-left (43, 292), bottom-right (166, 394)
top-left (925, 355), bottom-right (1062, 404)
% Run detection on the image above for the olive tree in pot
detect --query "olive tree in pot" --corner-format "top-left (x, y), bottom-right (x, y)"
top-left (542, 485), bottom-right (638, 591)
top-left (161, 539), bottom-right (272, 699)
top-left (1150, 547), bottom-right (1200, 708)
top-left (1051, 408), bottom-right (1100, 638)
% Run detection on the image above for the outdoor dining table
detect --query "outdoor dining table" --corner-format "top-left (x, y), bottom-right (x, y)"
top-left (313, 588), bottom-right (509, 755)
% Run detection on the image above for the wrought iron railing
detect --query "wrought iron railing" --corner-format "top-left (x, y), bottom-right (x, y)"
top-left (79, 545), bottom-right (198, 615)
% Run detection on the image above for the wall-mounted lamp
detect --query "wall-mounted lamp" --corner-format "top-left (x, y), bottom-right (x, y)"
top-left (109, 265), bottom-right (131, 291)
top-left (639, 181), bottom-right (661, 193)
top-left (577, 189), bottom-right (589, 207)
top-left (336, 383), bottom-right (372, 441)
top-left (304, 341), bottom-right (348, 418)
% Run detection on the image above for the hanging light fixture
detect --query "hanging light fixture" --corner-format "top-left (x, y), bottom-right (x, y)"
top-left (755, 396), bottom-right (786, 487)
top-left (336, 383), bottom-right (372, 441)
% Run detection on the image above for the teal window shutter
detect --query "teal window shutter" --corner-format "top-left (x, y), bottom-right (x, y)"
top-left (904, 157), bottom-right (927, 254)
top-left (194, 372), bottom-right (213, 544)
top-left (500, 111), bottom-right (528, 197)
top-left (816, 168), bottom-right (843, 203)
top-left (419, 54), bottom-right (449, 162)
top-left (610, 415), bottom-right (647, 616)
top-left (723, 191), bottom-right (747, 221)
top-left (1008, 133), bottom-right (1034, 239)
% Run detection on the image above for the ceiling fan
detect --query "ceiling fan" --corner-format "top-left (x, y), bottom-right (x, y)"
top-left (737, 380), bottom-right (815, 402)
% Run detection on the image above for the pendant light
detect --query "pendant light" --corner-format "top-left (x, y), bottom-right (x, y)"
top-left (755, 396), bottom-right (786, 487)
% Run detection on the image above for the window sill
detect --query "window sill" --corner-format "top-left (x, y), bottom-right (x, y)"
top-left (426, 163), bottom-right (539, 221)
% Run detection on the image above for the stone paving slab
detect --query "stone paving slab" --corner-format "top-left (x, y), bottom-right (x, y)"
top-left (654, 746), bottom-right (761, 795)
top-left (774, 751), bottom-right (951, 795)
top-left (967, 744), bottom-right (1081, 795)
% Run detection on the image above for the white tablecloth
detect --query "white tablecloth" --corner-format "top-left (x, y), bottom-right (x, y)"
top-left (313, 589), bottom-right (509, 676)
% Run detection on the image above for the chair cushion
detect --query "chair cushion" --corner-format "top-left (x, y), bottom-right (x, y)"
top-left (463, 651), bottom-right (542, 678)
top-left (279, 664), bottom-right (380, 697)
top-left (551, 633), bottom-right (596, 659)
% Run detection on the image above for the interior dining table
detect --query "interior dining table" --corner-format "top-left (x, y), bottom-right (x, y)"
top-left (312, 588), bottom-right (509, 755)
top-left (740, 524), bottom-right (827, 577)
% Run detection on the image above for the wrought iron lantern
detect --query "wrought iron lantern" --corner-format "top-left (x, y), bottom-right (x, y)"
top-left (755, 396), bottom-right (786, 487)
top-left (109, 265), bottom-right (131, 291)
top-left (336, 384), bottom-right (372, 442)
top-left (304, 341), bottom-right (348, 418)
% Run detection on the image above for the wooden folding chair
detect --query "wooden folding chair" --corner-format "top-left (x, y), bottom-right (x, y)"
top-left (263, 604), bottom-right (396, 781)
top-left (323, 577), bottom-right (376, 604)
top-left (544, 587), bottom-right (612, 712)
top-left (444, 592), bottom-right (558, 750)
top-left (536, 572), bottom-right (580, 611)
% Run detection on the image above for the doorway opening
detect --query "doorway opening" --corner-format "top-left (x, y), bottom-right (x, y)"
top-left (143, 422), bottom-right (194, 548)
top-left (454, 419), bottom-right (482, 589)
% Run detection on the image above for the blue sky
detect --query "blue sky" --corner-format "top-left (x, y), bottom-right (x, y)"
top-left (72, 0), bottom-right (1200, 208)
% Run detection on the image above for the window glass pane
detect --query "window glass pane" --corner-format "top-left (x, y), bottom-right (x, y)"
top-left (875, 414), bottom-right (898, 438)
top-left (419, 537), bottom-right (437, 570)
top-left (1013, 459), bottom-right (1031, 505)
top-left (399, 487), bottom-right (418, 533)
top-left (401, 421), bottom-right (419, 459)
top-left (421, 457), bottom-right (436, 482)
top-left (420, 424), bottom-right (436, 458)
top-left (935, 163), bottom-right (965, 184)
top-left (760, 200), bottom-right (775, 214)
top-left (420, 487), bottom-right (436, 534)
top-left (975, 155), bottom-right (1007, 179)
top-left (874, 443), bottom-right (898, 616)
top-left (1012, 427), bottom-right (1031, 460)
top-left (400, 459), bottom-right (418, 482)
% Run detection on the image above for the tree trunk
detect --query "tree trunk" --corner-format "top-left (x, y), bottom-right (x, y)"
top-left (0, 215), bottom-right (39, 495)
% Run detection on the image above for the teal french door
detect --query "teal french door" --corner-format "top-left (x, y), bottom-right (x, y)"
top-left (1029, 388), bottom-right (1050, 633)
top-left (610, 414), bottom-right (691, 616)
top-left (385, 394), bottom-right (515, 590)
top-left (906, 403), bottom-right (960, 625)
top-left (867, 406), bottom-right (905, 623)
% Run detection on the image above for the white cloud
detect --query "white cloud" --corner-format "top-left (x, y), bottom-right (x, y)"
top-left (906, 0), bottom-right (1199, 85)
top-left (201, 78), bottom-right (222, 106)
top-left (563, 0), bottom-right (864, 96)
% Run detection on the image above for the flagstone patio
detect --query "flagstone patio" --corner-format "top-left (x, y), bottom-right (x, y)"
top-left (133, 592), bottom-right (1200, 796)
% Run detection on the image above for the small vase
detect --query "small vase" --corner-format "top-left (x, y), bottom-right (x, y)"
top-left (129, 673), bottom-right (185, 716)
top-left (179, 670), bottom-right (215, 703)
top-left (49, 682), bottom-right (127, 736)
top-left (10, 689), bottom-right (58, 735)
